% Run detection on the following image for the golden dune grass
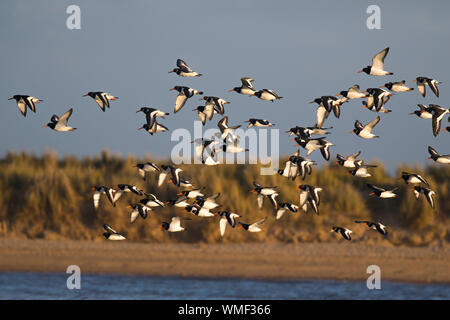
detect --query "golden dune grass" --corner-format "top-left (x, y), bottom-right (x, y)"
top-left (0, 150), bottom-right (449, 246)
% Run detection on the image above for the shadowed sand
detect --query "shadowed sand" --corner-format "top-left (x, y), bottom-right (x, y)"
top-left (0, 238), bottom-right (449, 283)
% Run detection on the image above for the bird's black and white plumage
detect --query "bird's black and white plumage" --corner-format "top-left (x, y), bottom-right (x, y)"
top-left (134, 162), bottom-right (160, 180)
top-left (192, 105), bottom-right (217, 125)
top-left (429, 104), bottom-right (450, 137)
top-left (337, 84), bottom-right (366, 100)
top-left (245, 118), bottom-right (275, 128)
top-left (367, 184), bottom-right (398, 198)
top-left (251, 182), bottom-right (279, 209)
top-left (336, 151), bottom-right (361, 168)
top-left (354, 221), bottom-right (387, 236)
top-left (185, 204), bottom-right (215, 217)
top-left (157, 165), bottom-right (174, 187)
top-left (112, 184), bottom-right (143, 203)
top-left (161, 217), bottom-right (187, 232)
top-left (292, 136), bottom-right (325, 156)
top-left (170, 86), bottom-right (203, 113)
top-left (362, 88), bottom-right (392, 113)
top-left (348, 160), bottom-right (377, 178)
top-left (409, 104), bottom-right (433, 119)
top-left (358, 47), bottom-right (393, 76)
top-left (287, 126), bottom-right (332, 138)
top-left (8, 95), bottom-right (42, 117)
top-left (165, 195), bottom-right (190, 208)
top-left (331, 226), bottom-right (352, 240)
top-left (217, 116), bottom-right (241, 141)
top-left (139, 193), bottom-right (165, 208)
top-left (412, 186), bottom-right (436, 209)
top-left (229, 77), bottom-right (257, 96)
top-left (136, 107), bottom-right (169, 124)
top-left (138, 115), bottom-right (168, 135)
top-left (43, 108), bottom-right (77, 132)
top-left (310, 96), bottom-right (345, 118)
top-left (103, 224), bottom-right (126, 240)
top-left (169, 59), bottom-right (202, 77)
top-left (194, 193), bottom-right (221, 210)
top-left (128, 203), bottom-right (151, 224)
top-left (216, 211), bottom-right (241, 236)
top-left (413, 77), bottom-right (440, 98)
top-left (177, 189), bottom-right (204, 199)
top-left (91, 186), bottom-right (116, 209)
top-left (298, 184), bottom-right (322, 215)
top-left (400, 172), bottom-right (429, 186)
top-left (191, 138), bottom-right (218, 163)
top-left (352, 116), bottom-right (380, 139)
top-left (238, 218), bottom-right (266, 232)
top-left (252, 89), bottom-right (283, 102)
top-left (381, 81), bottom-right (413, 92)
top-left (83, 92), bottom-right (118, 112)
top-left (318, 139), bottom-right (334, 161)
top-left (275, 202), bottom-right (299, 220)
top-left (427, 146), bottom-right (450, 164)
top-left (200, 96), bottom-right (230, 115)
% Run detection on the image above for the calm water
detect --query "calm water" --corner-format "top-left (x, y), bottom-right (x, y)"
top-left (0, 272), bottom-right (448, 300)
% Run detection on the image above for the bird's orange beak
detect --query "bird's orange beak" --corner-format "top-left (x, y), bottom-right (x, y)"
top-left (228, 89), bottom-right (234, 92)
top-left (8, 97), bottom-right (14, 100)
top-left (426, 157), bottom-right (432, 160)
top-left (91, 187), bottom-right (96, 191)
top-left (412, 79), bottom-right (417, 82)
top-left (369, 193), bottom-right (375, 196)
top-left (361, 106), bottom-right (367, 109)
top-left (42, 124), bottom-right (48, 127)
top-left (177, 193), bottom-right (182, 196)
top-left (82, 94), bottom-right (88, 97)
top-left (379, 86), bottom-right (385, 88)
top-left (357, 70), bottom-right (364, 73)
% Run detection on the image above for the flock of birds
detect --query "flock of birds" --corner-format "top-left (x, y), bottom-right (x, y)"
top-left (8, 48), bottom-right (450, 242)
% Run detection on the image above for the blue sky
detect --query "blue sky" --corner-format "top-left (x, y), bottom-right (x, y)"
top-left (1, 1), bottom-right (449, 171)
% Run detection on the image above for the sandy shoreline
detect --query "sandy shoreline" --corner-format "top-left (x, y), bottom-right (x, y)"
top-left (0, 238), bottom-right (449, 284)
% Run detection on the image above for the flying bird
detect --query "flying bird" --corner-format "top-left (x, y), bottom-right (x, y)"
top-left (138, 116), bottom-right (168, 135)
top-left (275, 202), bottom-right (299, 220)
top-left (399, 172), bottom-right (429, 186)
top-left (103, 224), bottom-right (126, 240)
top-left (358, 47), bottom-right (393, 76)
top-left (429, 104), bottom-right (450, 137)
top-left (136, 107), bottom-right (169, 124)
top-left (170, 86), bottom-right (203, 113)
top-left (161, 217), bottom-right (188, 232)
top-left (251, 182), bottom-right (279, 209)
top-left (427, 146), bottom-right (450, 164)
top-left (348, 160), bottom-right (377, 178)
top-left (83, 92), bottom-right (118, 112)
top-left (354, 221), bottom-right (387, 236)
top-left (252, 89), bottom-right (283, 102)
top-left (169, 59), bottom-right (202, 77)
top-left (367, 184), bottom-right (398, 199)
top-left (216, 211), bottom-right (241, 237)
top-left (409, 104), bottom-right (433, 119)
top-left (351, 116), bottom-right (381, 139)
top-left (128, 204), bottom-right (151, 224)
top-left (412, 186), bottom-right (436, 209)
top-left (42, 108), bottom-right (76, 132)
top-left (229, 77), bottom-right (256, 96)
top-left (413, 77), bottom-right (441, 97)
top-left (200, 96), bottom-right (230, 115)
top-left (336, 84), bottom-right (367, 100)
top-left (133, 162), bottom-right (160, 180)
top-left (91, 186), bottom-right (115, 209)
top-left (331, 226), bottom-right (352, 240)
top-left (245, 118), bottom-right (274, 128)
top-left (381, 81), bottom-right (413, 92)
top-left (336, 151), bottom-right (362, 168)
top-left (8, 95), bottom-right (42, 117)
top-left (238, 218), bottom-right (266, 233)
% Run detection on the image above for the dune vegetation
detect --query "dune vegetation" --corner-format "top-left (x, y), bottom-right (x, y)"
top-left (0, 150), bottom-right (448, 246)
